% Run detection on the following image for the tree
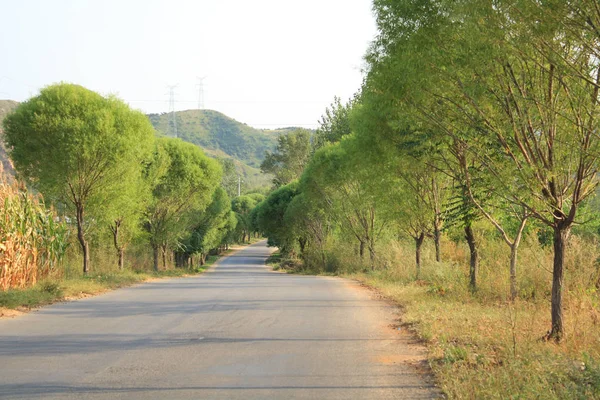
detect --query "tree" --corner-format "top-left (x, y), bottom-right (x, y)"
top-left (300, 135), bottom-right (391, 269)
top-left (366, 0), bottom-right (600, 340)
top-left (107, 176), bottom-right (150, 270)
top-left (313, 96), bottom-right (356, 150)
top-left (4, 83), bottom-right (155, 273)
top-left (231, 195), bottom-right (258, 243)
top-left (219, 158), bottom-right (240, 199)
top-left (144, 138), bottom-right (221, 270)
top-left (260, 129), bottom-right (312, 187)
top-left (180, 187), bottom-right (232, 266)
top-left (255, 182), bottom-right (299, 256)
top-left (284, 192), bottom-right (330, 267)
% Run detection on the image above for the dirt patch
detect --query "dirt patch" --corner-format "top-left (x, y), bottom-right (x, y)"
top-left (374, 354), bottom-right (427, 365)
top-left (0, 307), bottom-right (25, 318)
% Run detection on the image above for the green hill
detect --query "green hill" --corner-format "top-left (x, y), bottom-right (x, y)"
top-left (149, 109), bottom-right (278, 168)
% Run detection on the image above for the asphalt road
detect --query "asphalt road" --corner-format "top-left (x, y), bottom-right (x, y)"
top-left (0, 241), bottom-right (438, 399)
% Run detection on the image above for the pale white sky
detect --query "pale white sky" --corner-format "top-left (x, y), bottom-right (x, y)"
top-left (0, 0), bottom-right (376, 129)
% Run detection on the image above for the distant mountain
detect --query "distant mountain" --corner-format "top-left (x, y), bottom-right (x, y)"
top-left (0, 100), bottom-right (19, 176)
top-left (149, 109), bottom-right (280, 169)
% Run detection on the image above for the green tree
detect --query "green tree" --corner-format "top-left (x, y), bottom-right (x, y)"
top-left (144, 138), bottom-right (221, 270)
top-left (367, 0), bottom-right (600, 340)
top-left (313, 96), bottom-right (356, 150)
top-left (219, 158), bottom-right (239, 199)
top-left (255, 182), bottom-right (299, 256)
top-left (260, 129), bottom-right (312, 187)
top-left (283, 192), bottom-right (330, 267)
top-left (231, 195), bottom-right (258, 243)
top-left (300, 135), bottom-right (392, 269)
top-left (4, 83), bottom-right (155, 273)
top-left (180, 187), bottom-right (232, 265)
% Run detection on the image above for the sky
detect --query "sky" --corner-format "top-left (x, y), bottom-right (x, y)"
top-left (0, 0), bottom-right (377, 129)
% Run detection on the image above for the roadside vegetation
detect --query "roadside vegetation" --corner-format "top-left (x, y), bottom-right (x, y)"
top-left (0, 83), bottom-right (261, 310)
top-left (252, 1), bottom-right (600, 398)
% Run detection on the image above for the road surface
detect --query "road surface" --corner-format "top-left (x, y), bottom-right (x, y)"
top-left (0, 241), bottom-right (438, 399)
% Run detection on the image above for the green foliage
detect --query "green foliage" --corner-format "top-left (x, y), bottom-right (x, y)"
top-left (182, 187), bottom-right (232, 259)
top-left (231, 195), bottom-right (259, 243)
top-left (260, 128), bottom-right (312, 187)
top-left (4, 83), bottom-right (155, 273)
top-left (255, 182), bottom-right (299, 255)
top-left (144, 137), bottom-right (221, 269)
top-left (219, 158), bottom-right (239, 199)
top-left (313, 96), bottom-right (356, 150)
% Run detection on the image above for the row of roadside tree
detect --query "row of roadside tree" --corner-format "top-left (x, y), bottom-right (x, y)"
top-left (1, 83), bottom-right (263, 286)
top-left (252, 0), bottom-right (600, 343)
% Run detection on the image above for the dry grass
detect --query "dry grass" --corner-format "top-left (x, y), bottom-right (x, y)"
top-left (291, 230), bottom-right (600, 399)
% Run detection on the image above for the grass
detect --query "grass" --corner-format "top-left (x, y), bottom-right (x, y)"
top-left (347, 273), bottom-right (600, 399)
top-left (273, 233), bottom-right (600, 399)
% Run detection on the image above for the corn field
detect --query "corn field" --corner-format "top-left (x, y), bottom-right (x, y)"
top-left (0, 171), bottom-right (69, 290)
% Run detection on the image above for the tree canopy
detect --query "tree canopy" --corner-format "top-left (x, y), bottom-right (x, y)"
top-left (4, 83), bottom-right (155, 273)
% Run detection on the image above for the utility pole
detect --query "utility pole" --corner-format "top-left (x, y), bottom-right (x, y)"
top-left (196, 76), bottom-right (207, 109)
top-left (167, 84), bottom-right (178, 138)
top-left (237, 175), bottom-right (243, 197)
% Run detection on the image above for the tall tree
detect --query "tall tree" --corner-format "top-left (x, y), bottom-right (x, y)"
top-left (260, 129), bottom-right (312, 187)
top-left (231, 195), bottom-right (258, 243)
top-left (300, 135), bottom-right (392, 269)
top-left (313, 96), bottom-right (356, 150)
top-left (367, 0), bottom-right (600, 340)
top-left (4, 83), bottom-right (155, 273)
top-left (144, 138), bottom-right (221, 270)
top-left (180, 187), bottom-right (232, 266)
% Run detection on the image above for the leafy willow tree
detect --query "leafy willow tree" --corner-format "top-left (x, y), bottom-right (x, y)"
top-left (4, 83), bottom-right (155, 273)
top-left (144, 137), bottom-right (221, 271)
top-left (300, 135), bottom-right (392, 269)
top-left (219, 158), bottom-right (239, 199)
top-left (106, 176), bottom-right (150, 270)
top-left (260, 129), bottom-right (312, 187)
top-left (178, 187), bottom-right (232, 266)
top-left (313, 96), bottom-right (356, 150)
top-left (367, 0), bottom-right (600, 340)
top-left (283, 192), bottom-right (330, 266)
top-left (231, 195), bottom-right (258, 243)
top-left (255, 182), bottom-right (299, 256)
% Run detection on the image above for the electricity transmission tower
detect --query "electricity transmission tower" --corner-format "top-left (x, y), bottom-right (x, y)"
top-left (167, 84), bottom-right (178, 138)
top-left (196, 76), bottom-right (207, 109)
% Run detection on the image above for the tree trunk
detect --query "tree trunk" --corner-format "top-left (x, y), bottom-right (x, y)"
top-left (118, 248), bottom-right (124, 270)
top-left (434, 218), bottom-right (442, 262)
top-left (415, 232), bottom-right (425, 280)
top-left (111, 220), bottom-right (125, 270)
top-left (465, 223), bottom-right (478, 292)
top-left (76, 204), bottom-right (90, 274)
top-left (359, 240), bottom-right (365, 261)
top-left (161, 245), bottom-right (167, 270)
top-left (152, 245), bottom-right (159, 272)
top-left (299, 237), bottom-right (307, 253)
top-left (509, 244), bottom-right (518, 301)
top-left (369, 237), bottom-right (376, 271)
top-left (547, 226), bottom-right (569, 342)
